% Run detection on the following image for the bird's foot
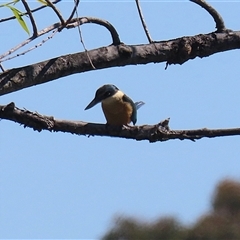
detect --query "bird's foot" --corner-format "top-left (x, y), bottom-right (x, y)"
top-left (122, 124), bottom-right (134, 130)
top-left (105, 123), bottom-right (134, 131)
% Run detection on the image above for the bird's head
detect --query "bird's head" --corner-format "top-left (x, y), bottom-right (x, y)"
top-left (85, 84), bottom-right (119, 110)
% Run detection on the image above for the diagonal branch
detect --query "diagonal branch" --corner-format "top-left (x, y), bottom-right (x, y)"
top-left (190, 0), bottom-right (226, 32)
top-left (1, 31), bottom-right (240, 96)
top-left (45, 0), bottom-right (65, 26)
top-left (1, 102), bottom-right (240, 143)
top-left (64, 0), bottom-right (80, 27)
top-left (21, 0), bottom-right (38, 37)
top-left (70, 2), bottom-right (96, 70)
top-left (0, 17), bottom-right (121, 61)
top-left (0, 64), bottom-right (5, 72)
top-left (135, 0), bottom-right (153, 43)
top-left (3, 30), bottom-right (58, 62)
top-left (0, 22), bottom-right (60, 61)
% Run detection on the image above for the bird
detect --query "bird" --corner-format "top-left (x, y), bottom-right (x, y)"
top-left (85, 84), bottom-right (144, 126)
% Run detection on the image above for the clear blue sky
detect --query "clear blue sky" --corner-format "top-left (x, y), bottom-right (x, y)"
top-left (1, 1), bottom-right (240, 239)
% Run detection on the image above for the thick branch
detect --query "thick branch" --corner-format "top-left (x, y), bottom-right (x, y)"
top-left (1, 31), bottom-right (240, 96)
top-left (1, 102), bottom-right (240, 143)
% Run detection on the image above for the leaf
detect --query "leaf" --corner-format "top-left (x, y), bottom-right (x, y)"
top-left (6, 5), bottom-right (30, 35)
top-left (0, 0), bottom-right (19, 8)
top-left (37, 0), bottom-right (48, 5)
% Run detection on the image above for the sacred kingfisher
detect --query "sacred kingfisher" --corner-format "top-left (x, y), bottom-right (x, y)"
top-left (85, 84), bottom-right (144, 125)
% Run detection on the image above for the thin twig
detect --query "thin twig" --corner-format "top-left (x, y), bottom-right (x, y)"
top-left (190, 0), bottom-right (226, 32)
top-left (45, 0), bottom-right (65, 25)
top-left (21, 0), bottom-right (38, 37)
top-left (2, 30), bottom-right (58, 62)
top-left (0, 22), bottom-right (61, 60)
top-left (58, 0), bottom-right (80, 31)
top-left (0, 64), bottom-right (5, 72)
top-left (64, 0), bottom-right (80, 27)
top-left (0, 0), bottom-right (61, 23)
top-left (135, 0), bottom-right (153, 43)
top-left (74, 1), bottom-right (95, 69)
top-left (0, 17), bottom-right (121, 61)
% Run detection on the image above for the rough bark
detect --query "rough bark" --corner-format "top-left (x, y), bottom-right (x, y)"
top-left (1, 31), bottom-right (240, 96)
top-left (1, 102), bottom-right (240, 142)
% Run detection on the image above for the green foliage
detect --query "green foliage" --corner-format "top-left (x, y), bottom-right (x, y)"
top-left (102, 179), bottom-right (240, 240)
top-left (6, 5), bottom-right (29, 35)
top-left (0, 0), bottom-right (30, 35)
top-left (0, 0), bottom-right (19, 6)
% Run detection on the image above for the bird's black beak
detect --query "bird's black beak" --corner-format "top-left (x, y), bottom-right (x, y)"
top-left (84, 98), bottom-right (99, 110)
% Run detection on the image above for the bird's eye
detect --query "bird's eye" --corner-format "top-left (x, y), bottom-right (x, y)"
top-left (104, 91), bottom-right (111, 97)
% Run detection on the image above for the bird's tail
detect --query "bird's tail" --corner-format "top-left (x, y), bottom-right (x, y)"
top-left (134, 101), bottom-right (145, 110)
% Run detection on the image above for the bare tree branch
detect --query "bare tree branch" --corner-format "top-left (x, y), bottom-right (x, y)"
top-left (0, 23), bottom-right (59, 61)
top-left (64, 0), bottom-right (80, 27)
top-left (0, 0), bottom-right (61, 23)
top-left (0, 17), bottom-right (121, 62)
top-left (45, 0), bottom-right (65, 26)
top-left (21, 0), bottom-right (38, 37)
top-left (0, 64), bottom-right (5, 72)
top-left (135, 0), bottom-right (153, 43)
top-left (190, 0), bottom-right (226, 32)
top-left (1, 102), bottom-right (240, 142)
top-left (3, 30), bottom-right (58, 62)
top-left (1, 31), bottom-right (239, 96)
top-left (66, 17), bottom-right (121, 45)
top-left (72, 2), bottom-right (96, 70)
top-left (0, 0), bottom-right (238, 142)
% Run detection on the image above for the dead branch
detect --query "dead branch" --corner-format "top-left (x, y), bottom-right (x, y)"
top-left (190, 0), bottom-right (226, 32)
top-left (135, 0), bottom-right (153, 43)
top-left (72, 4), bottom-right (96, 69)
top-left (1, 102), bottom-right (240, 142)
top-left (1, 31), bottom-right (239, 96)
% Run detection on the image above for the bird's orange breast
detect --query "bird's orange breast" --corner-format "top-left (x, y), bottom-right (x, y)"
top-left (101, 95), bottom-right (133, 125)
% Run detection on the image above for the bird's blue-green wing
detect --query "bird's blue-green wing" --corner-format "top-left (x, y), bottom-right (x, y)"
top-left (122, 94), bottom-right (137, 125)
